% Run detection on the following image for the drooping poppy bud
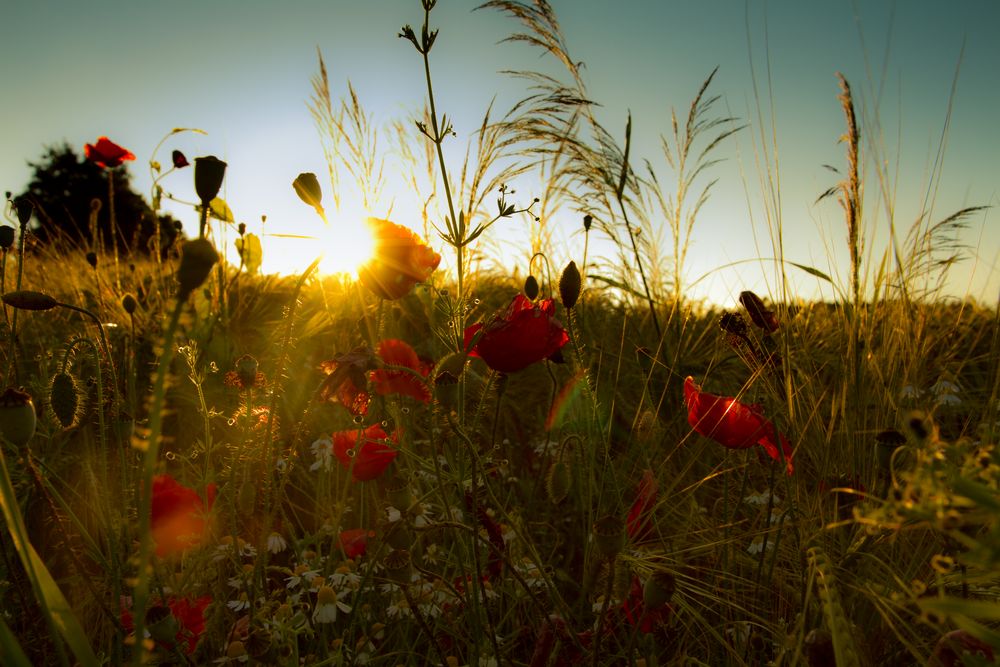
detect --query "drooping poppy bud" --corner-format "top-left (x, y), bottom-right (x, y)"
top-left (524, 274), bottom-right (539, 301)
top-left (739, 291), bottom-right (779, 333)
top-left (176, 238), bottom-right (218, 300)
top-left (559, 261), bottom-right (581, 309)
top-left (292, 172), bottom-right (324, 217)
top-left (49, 371), bottom-right (81, 429)
top-left (171, 150), bottom-right (189, 169)
top-left (85, 251), bottom-right (98, 269)
top-left (193, 156), bottom-right (227, 205)
top-left (642, 571), bottom-right (676, 610)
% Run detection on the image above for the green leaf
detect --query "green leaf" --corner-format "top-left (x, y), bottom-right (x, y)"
top-left (787, 261), bottom-right (833, 283)
top-left (951, 477), bottom-right (1000, 512)
top-left (0, 617), bottom-right (32, 667)
top-left (0, 448), bottom-right (99, 667)
top-left (235, 232), bottom-right (263, 274)
top-left (208, 197), bottom-right (234, 223)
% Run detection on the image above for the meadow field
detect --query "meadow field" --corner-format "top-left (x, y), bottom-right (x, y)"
top-left (1, 1), bottom-right (998, 665)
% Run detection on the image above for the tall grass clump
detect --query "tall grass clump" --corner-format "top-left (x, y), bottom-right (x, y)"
top-left (0, 2), bottom-right (997, 666)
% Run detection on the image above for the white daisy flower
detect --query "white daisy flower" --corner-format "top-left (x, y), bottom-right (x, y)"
top-left (310, 437), bottom-right (334, 472)
top-left (266, 532), bottom-right (287, 554)
top-left (227, 592), bottom-right (251, 612)
top-left (744, 490), bottom-right (780, 506)
top-left (313, 586), bottom-right (351, 624)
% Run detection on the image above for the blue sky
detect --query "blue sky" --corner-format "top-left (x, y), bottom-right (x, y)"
top-left (2, 0), bottom-right (997, 305)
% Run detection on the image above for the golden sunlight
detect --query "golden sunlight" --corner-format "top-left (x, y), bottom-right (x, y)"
top-left (256, 213), bottom-right (375, 277)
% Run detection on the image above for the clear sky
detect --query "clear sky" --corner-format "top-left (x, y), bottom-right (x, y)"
top-left (2, 0), bottom-right (997, 306)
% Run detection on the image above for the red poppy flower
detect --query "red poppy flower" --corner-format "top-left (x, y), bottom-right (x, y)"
top-left (318, 347), bottom-right (376, 416)
top-left (331, 424), bottom-right (399, 481)
top-left (84, 136), bottom-right (136, 169)
top-left (358, 218), bottom-right (441, 300)
top-left (464, 294), bottom-right (570, 373)
top-left (684, 377), bottom-right (794, 475)
top-left (150, 474), bottom-right (216, 557)
top-left (338, 528), bottom-right (374, 559)
top-left (626, 469), bottom-right (658, 541)
top-left (371, 339), bottom-right (432, 403)
top-left (121, 595), bottom-right (211, 655)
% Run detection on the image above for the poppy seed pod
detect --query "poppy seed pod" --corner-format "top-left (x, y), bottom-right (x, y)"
top-left (559, 261), bottom-right (581, 309)
top-left (193, 156), bottom-right (227, 205)
top-left (642, 571), bottom-right (676, 609)
top-left (592, 515), bottom-right (625, 560)
top-left (583, 214), bottom-right (593, 231)
top-left (122, 293), bottom-right (138, 315)
top-left (13, 197), bottom-right (33, 227)
top-left (0, 226), bottom-right (15, 250)
top-left (2, 290), bottom-right (59, 311)
top-left (739, 291), bottom-right (779, 333)
top-left (176, 238), bottom-right (218, 300)
top-left (0, 387), bottom-right (36, 446)
top-left (382, 549), bottom-right (413, 585)
top-left (524, 274), bottom-right (539, 301)
top-left (292, 172), bottom-right (324, 217)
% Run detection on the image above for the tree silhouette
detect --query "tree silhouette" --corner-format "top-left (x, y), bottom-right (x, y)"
top-left (15, 142), bottom-right (181, 254)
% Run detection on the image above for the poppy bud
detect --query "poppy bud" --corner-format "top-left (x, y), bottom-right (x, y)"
top-left (384, 475), bottom-right (414, 512)
top-left (122, 294), bottom-right (137, 315)
top-left (238, 222), bottom-right (246, 236)
top-left (235, 354), bottom-right (259, 389)
top-left (49, 371), bottom-right (81, 429)
top-left (171, 150), bottom-right (189, 169)
top-left (13, 197), bottom-right (33, 227)
top-left (90, 198), bottom-right (103, 214)
top-left (145, 605), bottom-right (180, 644)
top-left (559, 261), bottom-right (581, 309)
top-left (739, 291), bottom-right (779, 333)
top-left (382, 548), bottom-right (413, 585)
top-left (642, 571), bottom-right (676, 609)
top-left (545, 458), bottom-right (571, 505)
top-left (0, 227), bottom-right (15, 250)
top-left (592, 515), bottom-right (625, 560)
top-left (292, 172), bottom-right (324, 217)
top-left (0, 387), bottom-right (36, 446)
top-left (86, 251), bottom-right (98, 269)
top-left (2, 290), bottom-right (59, 311)
top-left (193, 156), bottom-right (227, 205)
top-left (524, 275), bottom-right (539, 301)
top-left (381, 518), bottom-right (413, 550)
top-left (176, 238), bottom-right (218, 300)
top-left (583, 214), bottom-right (592, 231)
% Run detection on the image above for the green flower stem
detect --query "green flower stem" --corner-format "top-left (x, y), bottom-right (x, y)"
top-left (592, 555), bottom-right (616, 667)
top-left (130, 296), bottom-right (184, 667)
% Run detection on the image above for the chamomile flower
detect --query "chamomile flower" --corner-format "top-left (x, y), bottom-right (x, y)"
top-left (310, 436), bottom-right (334, 472)
top-left (266, 532), bottom-right (287, 554)
top-left (227, 592), bottom-right (251, 612)
top-left (313, 585), bottom-right (352, 624)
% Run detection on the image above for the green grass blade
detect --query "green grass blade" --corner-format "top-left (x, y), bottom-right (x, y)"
top-left (0, 447), bottom-right (99, 667)
top-left (0, 616), bottom-right (33, 667)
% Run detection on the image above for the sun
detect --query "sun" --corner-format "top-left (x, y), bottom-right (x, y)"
top-left (257, 214), bottom-right (375, 277)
